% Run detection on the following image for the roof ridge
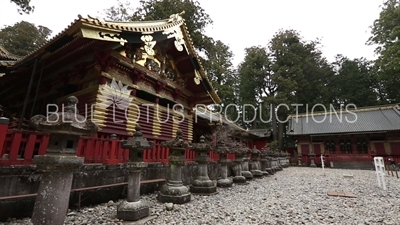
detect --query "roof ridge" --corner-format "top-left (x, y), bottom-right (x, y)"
top-left (0, 45), bottom-right (22, 60)
top-left (11, 12), bottom-right (186, 67)
top-left (290, 104), bottom-right (398, 118)
top-left (393, 105), bottom-right (400, 116)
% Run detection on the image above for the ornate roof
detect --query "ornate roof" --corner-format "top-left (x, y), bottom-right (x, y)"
top-left (0, 46), bottom-right (21, 75)
top-left (9, 12), bottom-right (221, 104)
top-left (0, 45), bottom-right (21, 61)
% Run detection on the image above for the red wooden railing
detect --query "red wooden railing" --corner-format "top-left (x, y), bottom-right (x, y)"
top-left (185, 149), bottom-right (196, 162)
top-left (209, 151), bottom-right (220, 162)
top-left (77, 136), bottom-right (130, 164)
top-left (227, 153), bottom-right (235, 160)
top-left (0, 129), bottom-right (50, 166)
top-left (143, 141), bottom-right (169, 163)
top-left (0, 124), bottom-right (232, 166)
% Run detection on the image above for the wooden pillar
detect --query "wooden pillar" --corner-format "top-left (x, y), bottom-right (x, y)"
top-left (0, 117), bottom-right (9, 156)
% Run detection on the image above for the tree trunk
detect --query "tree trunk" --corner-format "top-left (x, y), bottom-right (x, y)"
top-left (271, 103), bottom-right (277, 141)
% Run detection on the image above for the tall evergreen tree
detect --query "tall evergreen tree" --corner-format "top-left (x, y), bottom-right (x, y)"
top-left (330, 55), bottom-right (379, 107)
top-left (0, 21), bottom-right (52, 56)
top-left (367, 0), bottom-right (400, 103)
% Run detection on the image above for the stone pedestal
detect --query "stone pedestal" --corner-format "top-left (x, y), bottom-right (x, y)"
top-left (158, 130), bottom-right (191, 204)
top-left (249, 149), bottom-right (263, 178)
top-left (29, 96), bottom-right (98, 225)
top-left (271, 156), bottom-right (279, 172)
top-left (233, 154), bottom-right (247, 184)
top-left (241, 156), bottom-right (253, 180)
top-left (117, 124), bottom-right (153, 221)
top-left (309, 154), bottom-right (316, 167)
top-left (117, 163), bottom-right (149, 221)
top-left (266, 156), bottom-right (274, 175)
top-left (190, 136), bottom-right (217, 194)
top-left (277, 157), bottom-right (283, 170)
top-left (215, 143), bottom-right (233, 188)
top-left (217, 157), bottom-right (233, 187)
top-left (259, 158), bottom-right (270, 176)
top-left (297, 156), bottom-right (302, 166)
top-left (31, 155), bottom-right (83, 225)
top-left (260, 146), bottom-right (270, 176)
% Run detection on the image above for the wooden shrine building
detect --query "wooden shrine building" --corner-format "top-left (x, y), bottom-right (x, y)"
top-left (287, 104), bottom-right (400, 168)
top-left (0, 13), bottom-right (225, 143)
top-left (0, 14), bottom-right (268, 150)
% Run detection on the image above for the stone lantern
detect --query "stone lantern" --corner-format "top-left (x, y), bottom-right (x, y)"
top-left (284, 153), bottom-right (289, 167)
top-left (309, 153), bottom-right (316, 167)
top-left (249, 147), bottom-right (263, 178)
top-left (30, 96), bottom-right (98, 225)
top-left (297, 154), bottom-right (302, 166)
top-left (117, 124), bottom-right (154, 221)
top-left (274, 151), bottom-right (283, 171)
top-left (232, 143), bottom-right (247, 184)
top-left (241, 147), bottom-right (253, 180)
top-left (259, 145), bottom-right (271, 176)
top-left (190, 135), bottom-right (217, 194)
top-left (215, 141), bottom-right (233, 188)
top-left (267, 150), bottom-right (277, 173)
top-left (158, 130), bottom-right (191, 204)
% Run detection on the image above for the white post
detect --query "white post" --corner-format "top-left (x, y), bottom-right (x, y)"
top-left (321, 154), bottom-right (325, 174)
top-left (374, 157), bottom-right (387, 190)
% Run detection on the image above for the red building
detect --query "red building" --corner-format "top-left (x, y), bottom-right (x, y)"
top-left (287, 104), bottom-right (400, 168)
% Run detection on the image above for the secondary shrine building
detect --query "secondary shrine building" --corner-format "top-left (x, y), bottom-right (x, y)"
top-left (287, 104), bottom-right (400, 168)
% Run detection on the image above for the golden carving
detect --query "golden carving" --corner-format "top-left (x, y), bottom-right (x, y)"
top-left (141, 35), bottom-right (156, 56)
top-left (144, 58), bottom-right (161, 73)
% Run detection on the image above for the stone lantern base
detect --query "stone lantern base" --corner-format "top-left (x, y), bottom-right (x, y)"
top-left (117, 162), bottom-right (150, 221)
top-left (241, 170), bottom-right (253, 180)
top-left (217, 159), bottom-right (233, 188)
top-left (261, 170), bottom-right (270, 176)
top-left (158, 184), bottom-right (191, 204)
top-left (309, 154), bottom-right (316, 167)
top-left (190, 178), bottom-right (217, 194)
top-left (217, 178), bottom-right (233, 187)
top-left (233, 162), bottom-right (247, 184)
top-left (117, 201), bottom-right (149, 221)
top-left (31, 155), bottom-right (84, 225)
top-left (233, 175), bottom-right (247, 184)
top-left (250, 169), bottom-right (264, 178)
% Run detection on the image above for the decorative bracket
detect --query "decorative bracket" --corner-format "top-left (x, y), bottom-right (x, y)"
top-left (131, 70), bottom-right (144, 84)
top-left (172, 89), bottom-right (182, 101)
top-left (74, 62), bottom-right (88, 79)
top-left (154, 81), bottom-right (166, 94)
top-left (94, 49), bottom-right (118, 72)
top-left (58, 71), bottom-right (70, 85)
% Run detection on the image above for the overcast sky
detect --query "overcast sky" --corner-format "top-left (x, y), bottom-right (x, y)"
top-left (0, 0), bottom-right (384, 67)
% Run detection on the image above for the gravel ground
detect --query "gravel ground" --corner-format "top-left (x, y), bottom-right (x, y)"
top-left (2, 167), bottom-right (400, 225)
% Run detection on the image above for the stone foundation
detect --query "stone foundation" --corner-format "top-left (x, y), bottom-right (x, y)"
top-left (0, 162), bottom-right (226, 221)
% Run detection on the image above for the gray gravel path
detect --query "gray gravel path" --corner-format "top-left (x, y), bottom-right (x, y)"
top-left (2, 167), bottom-right (400, 225)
